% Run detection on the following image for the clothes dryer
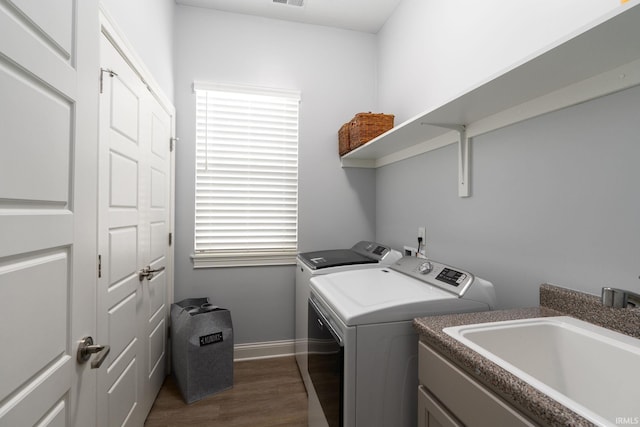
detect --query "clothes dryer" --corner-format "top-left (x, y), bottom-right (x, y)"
top-left (295, 241), bottom-right (402, 393)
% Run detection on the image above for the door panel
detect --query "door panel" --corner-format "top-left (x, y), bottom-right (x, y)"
top-left (98, 30), bottom-right (173, 425)
top-left (0, 65), bottom-right (71, 203)
top-left (99, 34), bottom-right (145, 427)
top-left (0, 1), bottom-right (98, 426)
top-left (149, 313), bottom-right (166, 367)
top-left (141, 78), bottom-right (172, 417)
top-left (108, 358), bottom-right (138, 427)
top-left (0, 363), bottom-right (71, 426)
top-left (109, 227), bottom-right (138, 285)
top-left (0, 214), bottom-right (72, 259)
top-left (107, 292), bottom-right (138, 364)
top-left (148, 266), bottom-right (167, 315)
top-left (110, 152), bottom-right (139, 207)
top-left (148, 310), bottom-right (166, 392)
top-left (38, 400), bottom-right (67, 427)
top-left (111, 79), bottom-right (140, 143)
top-left (9, 0), bottom-right (74, 56)
top-left (150, 221), bottom-right (166, 261)
top-left (0, 1), bottom-right (74, 91)
top-left (150, 168), bottom-right (166, 209)
top-left (0, 250), bottom-right (69, 399)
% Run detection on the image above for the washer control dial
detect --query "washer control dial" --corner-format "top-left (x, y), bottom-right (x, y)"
top-left (418, 261), bottom-right (433, 274)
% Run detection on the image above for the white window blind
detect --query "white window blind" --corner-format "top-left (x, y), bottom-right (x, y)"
top-left (193, 82), bottom-right (300, 267)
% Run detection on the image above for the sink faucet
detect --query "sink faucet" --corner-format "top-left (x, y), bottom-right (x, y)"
top-left (601, 287), bottom-right (640, 309)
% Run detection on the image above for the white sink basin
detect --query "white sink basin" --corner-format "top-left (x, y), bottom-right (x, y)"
top-left (444, 316), bottom-right (640, 426)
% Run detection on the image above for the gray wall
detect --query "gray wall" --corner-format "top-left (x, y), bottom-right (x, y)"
top-left (377, 0), bottom-right (620, 124)
top-left (376, 85), bottom-right (640, 308)
top-left (100, 0), bottom-right (175, 102)
top-left (173, 5), bottom-right (378, 344)
top-left (105, 0), bottom-right (640, 345)
top-left (374, 0), bottom-right (640, 309)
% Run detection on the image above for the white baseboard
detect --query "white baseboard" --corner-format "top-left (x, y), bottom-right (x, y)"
top-left (233, 339), bottom-right (295, 361)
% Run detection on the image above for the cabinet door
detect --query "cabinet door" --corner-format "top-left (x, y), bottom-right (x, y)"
top-left (419, 342), bottom-right (537, 427)
top-left (418, 386), bottom-right (463, 427)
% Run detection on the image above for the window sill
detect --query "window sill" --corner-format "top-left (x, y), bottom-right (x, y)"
top-left (191, 252), bottom-right (297, 268)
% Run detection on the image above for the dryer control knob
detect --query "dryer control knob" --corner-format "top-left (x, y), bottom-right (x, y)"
top-left (418, 261), bottom-right (433, 274)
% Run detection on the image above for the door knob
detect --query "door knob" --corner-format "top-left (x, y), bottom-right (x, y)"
top-left (138, 265), bottom-right (166, 281)
top-left (77, 336), bottom-right (110, 369)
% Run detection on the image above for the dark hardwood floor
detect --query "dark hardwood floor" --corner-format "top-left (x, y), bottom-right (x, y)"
top-left (144, 356), bottom-right (308, 427)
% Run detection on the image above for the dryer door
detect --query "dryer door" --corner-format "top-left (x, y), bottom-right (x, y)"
top-left (308, 299), bottom-right (344, 427)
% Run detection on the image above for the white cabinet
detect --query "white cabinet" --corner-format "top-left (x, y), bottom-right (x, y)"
top-left (342, 2), bottom-right (640, 177)
top-left (418, 342), bottom-right (537, 427)
top-left (418, 385), bottom-right (463, 427)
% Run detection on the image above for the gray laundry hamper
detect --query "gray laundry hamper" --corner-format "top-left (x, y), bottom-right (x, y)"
top-left (171, 297), bottom-right (234, 404)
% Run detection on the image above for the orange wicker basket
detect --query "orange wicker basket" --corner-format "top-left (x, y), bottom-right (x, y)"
top-left (348, 112), bottom-right (394, 151)
top-left (338, 122), bottom-right (351, 156)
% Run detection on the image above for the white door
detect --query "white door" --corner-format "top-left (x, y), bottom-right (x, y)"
top-left (0, 1), bottom-right (99, 426)
top-left (97, 32), bottom-right (173, 426)
top-left (141, 85), bottom-right (173, 415)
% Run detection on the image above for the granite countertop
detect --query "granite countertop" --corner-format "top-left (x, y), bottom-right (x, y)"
top-left (413, 284), bottom-right (640, 427)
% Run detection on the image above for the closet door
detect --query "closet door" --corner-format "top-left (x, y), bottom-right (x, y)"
top-left (141, 88), bottom-right (173, 416)
top-left (0, 0), bottom-right (99, 426)
top-left (97, 32), bottom-right (172, 426)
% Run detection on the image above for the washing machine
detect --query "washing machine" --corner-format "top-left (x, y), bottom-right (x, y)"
top-left (307, 256), bottom-right (497, 427)
top-left (295, 241), bottom-right (402, 393)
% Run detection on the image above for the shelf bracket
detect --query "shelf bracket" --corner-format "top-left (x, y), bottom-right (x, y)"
top-left (422, 123), bottom-right (469, 197)
top-left (457, 126), bottom-right (470, 198)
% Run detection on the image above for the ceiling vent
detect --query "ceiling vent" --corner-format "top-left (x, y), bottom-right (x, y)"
top-left (273, 0), bottom-right (304, 7)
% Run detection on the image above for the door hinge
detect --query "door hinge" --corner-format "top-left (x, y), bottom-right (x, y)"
top-left (99, 68), bottom-right (118, 94)
top-left (168, 232), bottom-right (172, 246)
top-left (170, 137), bottom-right (179, 152)
top-left (98, 254), bottom-right (102, 278)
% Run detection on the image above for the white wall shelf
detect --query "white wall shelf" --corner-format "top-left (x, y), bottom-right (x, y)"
top-left (341, 2), bottom-right (640, 177)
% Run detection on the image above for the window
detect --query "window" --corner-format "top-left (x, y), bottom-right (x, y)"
top-left (192, 82), bottom-right (300, 267)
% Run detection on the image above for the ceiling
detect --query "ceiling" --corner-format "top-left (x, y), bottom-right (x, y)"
top-left (175, 0), bottom-right (402, 33)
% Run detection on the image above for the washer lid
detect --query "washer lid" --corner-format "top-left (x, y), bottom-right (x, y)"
top-left (310, 268), bottom-right (488, 326)
top-left (298, 241), bottom-right (400, 270)
top-left (298, 249), bottom-right (377, 270)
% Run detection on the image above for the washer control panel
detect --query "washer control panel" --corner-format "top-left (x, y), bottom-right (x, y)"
top-left (351, 240), bottom-right (391, 260)
top-left (436, 268), bottom-right (468, 287)
top-left (389, 256), bottom-right (474, 297)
